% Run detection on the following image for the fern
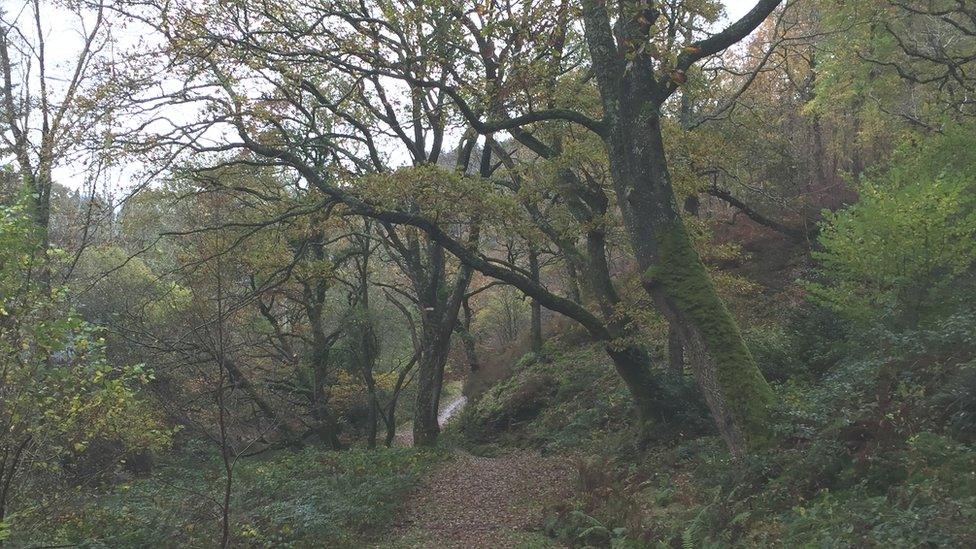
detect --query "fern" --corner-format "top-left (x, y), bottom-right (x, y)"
top-left (681, 521), bottom-right (699, 549)
top-left (682, 487), bottom-right (724, 548)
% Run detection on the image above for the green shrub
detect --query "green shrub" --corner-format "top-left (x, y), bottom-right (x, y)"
top-left (807, 123), bottom-right (976, 332)
top-left (744, 325), bottom-right (798, 383)
top-left (785, 303), bottom-right (850, 377)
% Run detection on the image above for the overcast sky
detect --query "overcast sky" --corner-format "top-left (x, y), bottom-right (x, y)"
top-left (725, 0), bottom-right (755, 21)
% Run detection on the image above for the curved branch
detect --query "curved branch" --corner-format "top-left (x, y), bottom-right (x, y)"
top-left (234, 130), bottom-right (611, 341)
top-left (659, 0), bottom-right (784, 101)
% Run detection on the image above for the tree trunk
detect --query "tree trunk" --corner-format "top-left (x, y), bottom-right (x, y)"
top-left (0, 436), bottom-right (32, 525)
top-left (607, 109), bottom-right (775, 457)
top-left (359, 321), bottom-right (380, 449)
top-left (27, 170), bottom-right (53, 288)
top-left (605, 346), bottom-right (664, 429)
top-left (222, 358), bottom-right (295, 440)
top-left (458, 298), bottom-right (479, 372)
top-left (385, 416), bottom-right (397, 447)
top-left (310, 343), bottom-right (342, 450)
top-left (575, 0), bottom-right (780, 458)
top-left (412, 338), bottom-right (452, 446)
top-left (412, 351), bottom-right (440, 446)
top-left (366, 396), bottom-right (378, 449)
top-left (528, 247), bottom-right (543, 354)
top-left (667, 327), bottom-right (684, 376)
top-left (408, 232), bottom-right (474, 446)
top-left (564, 261), bottom-right (583, 304)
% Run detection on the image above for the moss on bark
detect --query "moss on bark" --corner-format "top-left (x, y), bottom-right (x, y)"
top-left (646, 222), bottom-right (776, 451)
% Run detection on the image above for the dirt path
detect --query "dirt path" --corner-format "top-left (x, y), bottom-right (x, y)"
top-left (386, 450), bottom-right (574, 548)
top-left (393, 390), bottom-right (467, 447)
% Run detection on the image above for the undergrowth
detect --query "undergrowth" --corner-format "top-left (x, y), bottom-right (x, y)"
top-left (8, 445), bottom-right (446, 548)
top-left (457, 311), bottom-right (976, 547)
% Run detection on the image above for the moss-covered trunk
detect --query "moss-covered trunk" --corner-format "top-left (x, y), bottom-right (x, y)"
top-left (605, 103), bottom-right (775, 457)
top-left (644, 224), bottom-right (775, 455)
top-left (668, 327), bottom-right (685, 376)
top-left (576, 0), bottom-right (780, 457)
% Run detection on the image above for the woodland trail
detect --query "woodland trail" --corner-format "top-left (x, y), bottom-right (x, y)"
top-left (386, 390), bottom-right (573, 547)
top-left (387, 449), bottom-right (574, 548)
top-left (392, 393), bottom-right (468, 447)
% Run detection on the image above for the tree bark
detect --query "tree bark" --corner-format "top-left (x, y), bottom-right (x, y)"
top-left (309, 341), bottom-right (343, 451)
top-left (412, 334), bottom-right (453, 446)
top-left (580, 0), bottom-right (778, 456)
top-left (410, 240), bottom-right (474, 447)
top-left (458, 298), bottom-right (479, 372)
top-left (0, 436), bottom-right (32, 525)
top-left (668, 327), bottom-right (685, 376)
top-left (605, 346), bottom-right (664, 429)
top-left (528, 247), bottom-right (543, 354)
top-left (221, 357), bottom-right (295, 440)
top-left (612, 116), bottom-right (775, 456)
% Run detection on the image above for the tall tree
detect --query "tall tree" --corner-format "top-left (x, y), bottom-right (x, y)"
top-left (463, 0), bottom-right (784, 455)
top-left (0, 0), bottom-right (116, 285)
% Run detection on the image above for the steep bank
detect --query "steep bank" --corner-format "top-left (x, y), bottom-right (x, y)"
top-left (451, 328), bottom-right (976, 547)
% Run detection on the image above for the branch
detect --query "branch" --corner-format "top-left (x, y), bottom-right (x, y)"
top-left (238, 129), bottom-right (610, 340)
top-left (704, 186), bottom-right (811, 242)
top-left (660, 0), bottom-right (784, 100)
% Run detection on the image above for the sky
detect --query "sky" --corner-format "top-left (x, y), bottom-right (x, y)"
top-left (725, 0), bottom-right (756, 21)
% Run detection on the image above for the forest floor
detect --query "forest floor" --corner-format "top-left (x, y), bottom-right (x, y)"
top-left (383, 384), bottom-right (574, 547)
top-left (383, 449), bottom-right (573, 548)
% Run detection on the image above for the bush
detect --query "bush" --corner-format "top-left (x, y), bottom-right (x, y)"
top-left (0, 199), bottom-right (170, 524)
top-left (785, 303), bottom-right (849, 378)
top-left (807, 123), bottom-right (976, 332)
top-left (457, 354), bottom-right (558, 443)
top-left (745, 325), bottom-right (798, 383)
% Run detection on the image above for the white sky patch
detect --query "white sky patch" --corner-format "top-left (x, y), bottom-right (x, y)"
top-left (723, 0), bottom-right (756, 22)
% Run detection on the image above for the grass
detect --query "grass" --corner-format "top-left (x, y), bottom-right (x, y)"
top-left (10, 380), bottom-right (469, 547)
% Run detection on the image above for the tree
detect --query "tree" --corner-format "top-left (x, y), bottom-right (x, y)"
top-left (303, 0), bottom-right (785, 454)
top-left (564, 0), bottom-right (782, 455)
top-left (300, 0), bottom-right (785, 453)
top-left (0, 0), bottom-right (118, 285)
top-left (808, 123), bottom-right (976, 331)
top-left (0, 195), bottom-right (168, 525)
top-left (815, 0), bottom-right (976, 129)
top-left (109, 0), bottom-right (788, 456)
